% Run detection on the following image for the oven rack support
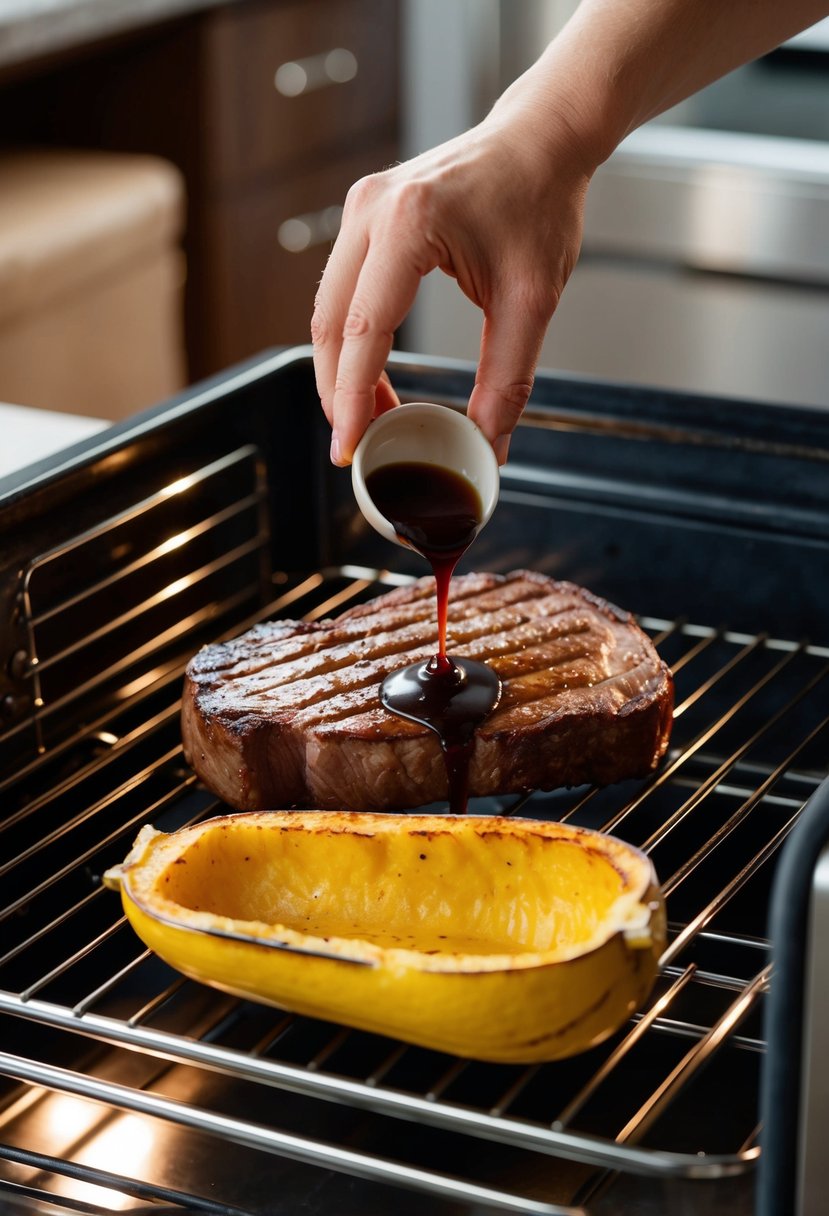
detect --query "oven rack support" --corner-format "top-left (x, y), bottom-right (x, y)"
top-left (0, 985), bottom-right (761, 1184)
top-left (0, 1047), bottom-right (587, 1216)
top-left (3, 565), bottom-right (829, 1212)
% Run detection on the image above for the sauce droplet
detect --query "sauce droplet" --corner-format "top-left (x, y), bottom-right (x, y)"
top-left (380, 653), bottom-right (501, 817)
top-left (366, 460), bottom-right (502, 813)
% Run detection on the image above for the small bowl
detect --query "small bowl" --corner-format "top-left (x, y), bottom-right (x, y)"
top-left (351, 402), bottom-right (500, 550)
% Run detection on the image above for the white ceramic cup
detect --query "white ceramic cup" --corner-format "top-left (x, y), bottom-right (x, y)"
top-left (351, 402), bottom-right (500, 551)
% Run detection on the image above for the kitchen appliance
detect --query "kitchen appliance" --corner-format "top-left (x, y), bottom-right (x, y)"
top-left (404, 4), bottom-right (829, 412)
top-left (0, 346), bottom-right (827, 1215)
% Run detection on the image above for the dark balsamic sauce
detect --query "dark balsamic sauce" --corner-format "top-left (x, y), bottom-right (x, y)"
top-left (380, 654), bottom-right (501, 818)
top-left (365, 461), bottom-right (502, 814)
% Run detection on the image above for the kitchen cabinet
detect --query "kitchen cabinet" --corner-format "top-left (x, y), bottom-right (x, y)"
top-left (0, 0), bottom-right (400, 380)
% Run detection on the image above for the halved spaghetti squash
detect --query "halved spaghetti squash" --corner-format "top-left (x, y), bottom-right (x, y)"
top-left (104, 811), bottom-right (665, 1063)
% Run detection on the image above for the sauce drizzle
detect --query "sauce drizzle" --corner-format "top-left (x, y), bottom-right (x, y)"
top-left (366, 460), bottom-right (502, 813)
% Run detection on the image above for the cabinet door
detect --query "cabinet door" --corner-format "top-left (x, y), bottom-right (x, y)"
top-left (200, 145), bottom-right (397, 369)
top-left (204, 0), bottom-right (399, 186)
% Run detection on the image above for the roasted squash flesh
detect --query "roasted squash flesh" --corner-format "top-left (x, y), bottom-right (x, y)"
top-left (105, 811), bottom-right (665, 1062)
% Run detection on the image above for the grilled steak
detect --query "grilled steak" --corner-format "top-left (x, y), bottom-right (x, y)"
top-left (182, 571), bottom-right (673, 811)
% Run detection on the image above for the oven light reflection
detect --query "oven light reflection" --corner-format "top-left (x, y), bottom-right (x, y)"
top-left (158, 530), bottom-right (190, 556)
top-left (40, 1094), bottom-right (158, 1209)
top-left (162, 473), bottom-right (199, 498)
top-left (115, 663), bottom-right (177, 701)
top-left (161, 574), bottom-right (198, 600)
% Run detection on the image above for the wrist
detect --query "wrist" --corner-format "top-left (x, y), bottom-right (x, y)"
top-left (487, 67), bottom-right (623, 193)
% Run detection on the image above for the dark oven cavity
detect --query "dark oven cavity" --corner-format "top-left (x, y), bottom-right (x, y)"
top-left (0, 349), bottom-right (827, 1216)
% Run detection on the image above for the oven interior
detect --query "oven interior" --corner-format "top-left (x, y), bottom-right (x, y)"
top-left (0, 348), bottom-right (827, 1216)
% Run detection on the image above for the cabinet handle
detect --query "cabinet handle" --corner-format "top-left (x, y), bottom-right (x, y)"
top-left (278, 205), bottom-right (344, 253)
top-left (274, 48), bottom-right (358, 97)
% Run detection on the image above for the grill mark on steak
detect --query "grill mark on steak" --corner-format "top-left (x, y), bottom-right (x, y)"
top-left (197, 612), bottom-right (596, 717)
top-left (296, 650), bottom-right (664, 742)
top-left (200, 599), bottom-right (590, 704)
top-left (289, 640), bottom-right (611, 734)
top-left (182, 571), bottom-right (674, 812)
top-left (342, 580), bottom-right (559, 633)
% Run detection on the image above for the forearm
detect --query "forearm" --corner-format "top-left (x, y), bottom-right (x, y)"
top-left (490, 0), bottom-right (829, 171)
top-left (313, 0), bottom-right (829, 462)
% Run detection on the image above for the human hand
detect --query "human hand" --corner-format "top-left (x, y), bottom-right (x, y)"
top-left (313, 0), bottom-right (829, 468)
top-left (312, 99), bottom-right (594, 467)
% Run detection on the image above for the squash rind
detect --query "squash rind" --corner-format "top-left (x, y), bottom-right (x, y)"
top-left (104, 812), bottom-right (665, 1063)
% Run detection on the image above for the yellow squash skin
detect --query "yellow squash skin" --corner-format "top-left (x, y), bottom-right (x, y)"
top-left (104, 812), bottom-right (665, 1063)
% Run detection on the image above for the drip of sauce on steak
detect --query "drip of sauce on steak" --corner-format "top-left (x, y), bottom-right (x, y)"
top-left (181, 570), bottom-right (675, 813)
top-left (365, 460), bottom-right (502, 813)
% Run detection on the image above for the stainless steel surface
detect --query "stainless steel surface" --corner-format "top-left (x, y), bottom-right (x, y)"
top-left (412, 125), bottom-right (829, 410)
top-left (404, 6), bottom-right (829, 409)
top-left (798, 845), bottom-right (829, 1216)
top-left (583, 126), bottom-right (829, 282)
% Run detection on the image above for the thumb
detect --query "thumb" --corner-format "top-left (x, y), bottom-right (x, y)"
top-left (466, 297), bottom-right (551, 464)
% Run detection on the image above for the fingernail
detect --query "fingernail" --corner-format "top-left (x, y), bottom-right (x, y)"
top-left (330, 432), bottom-right (342, 465)
top-left (493, 434), bottom-right (510, 465)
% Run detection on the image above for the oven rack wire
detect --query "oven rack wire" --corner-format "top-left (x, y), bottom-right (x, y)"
top-left (0, 447), bottom-right (827, 1214)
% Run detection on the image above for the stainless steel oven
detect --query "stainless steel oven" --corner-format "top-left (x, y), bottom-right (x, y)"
top-left (404, 3), bottom-right (829, 412)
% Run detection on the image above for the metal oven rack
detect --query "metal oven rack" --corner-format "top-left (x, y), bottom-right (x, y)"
top-left (0, 351), bottom-right (827, 1215)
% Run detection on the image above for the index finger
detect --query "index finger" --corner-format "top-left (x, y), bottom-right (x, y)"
top-left (312, 217), bottom-right (369, 429)
top-left (329, 237), bottom-right (434, 464)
